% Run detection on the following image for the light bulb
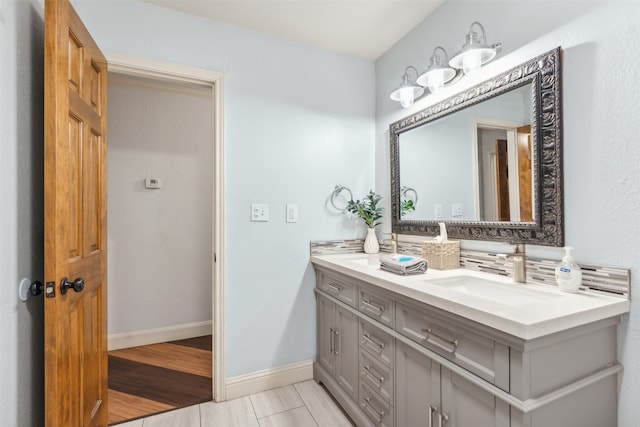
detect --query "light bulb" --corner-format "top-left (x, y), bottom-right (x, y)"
top-left (399, 87), bottom-right (415, 108)
top-left (462, 50), bottom-right (482, 74)
top-left (427, 70), bottom-right (446, 93)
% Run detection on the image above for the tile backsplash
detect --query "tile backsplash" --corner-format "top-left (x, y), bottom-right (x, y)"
top-left (310, 239), bottom-right (630, 299)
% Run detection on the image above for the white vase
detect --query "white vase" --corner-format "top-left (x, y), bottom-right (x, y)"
top-left (364, 228), bottom-right (379, 254)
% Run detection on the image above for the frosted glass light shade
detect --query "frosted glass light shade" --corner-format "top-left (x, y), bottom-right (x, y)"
top-left (390, 66), bottom-right (424, 108)
top-left (449, 22), bottom-right (500, 75)
top-left (416, 47), bottom-right (457, 94)
top-left (390, 85), bottom-right (424, 108)
top-left (450, 46), bottom-right (496, 74)
top-left (417, 67), bottom-right (456, 93)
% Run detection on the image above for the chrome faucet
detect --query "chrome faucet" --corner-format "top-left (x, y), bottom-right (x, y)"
top-left (390, 233), bottom-right (398, 253)
top-left (506, 244), bottom-right (527, 283)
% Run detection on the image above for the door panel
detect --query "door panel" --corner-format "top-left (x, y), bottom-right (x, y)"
top-left (45, 0), bottom-right (108, 425)
top-left (517, 125), bottom-right (533, 222)
top-left (335, 305), bottom-right (358, 401)
top-left (395, 341), bottom-right (440, 427)
top-left (495, 139), bottom-right (510, 221)
top-left (317, 294), bottom-right (336, 376)
top-left (441, 367), bottom-right (510, 427)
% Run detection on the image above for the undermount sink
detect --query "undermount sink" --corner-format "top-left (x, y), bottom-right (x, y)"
top-left (424, 275), bottom-right (560, 307)
top-left (347, 256), bottom-right (380, 267)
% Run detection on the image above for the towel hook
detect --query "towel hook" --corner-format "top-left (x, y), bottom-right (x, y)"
top-left (330, 185), bottom-right (353, 211)
top-left (401, 186), bottom-right (418, 204)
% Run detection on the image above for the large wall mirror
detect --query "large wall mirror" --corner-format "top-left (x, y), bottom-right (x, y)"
top-left (390, 47), bottom-right (563, 246)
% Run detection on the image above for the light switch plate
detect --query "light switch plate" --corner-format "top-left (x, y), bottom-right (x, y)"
top-left (251, 203), bottom-right (269, 222)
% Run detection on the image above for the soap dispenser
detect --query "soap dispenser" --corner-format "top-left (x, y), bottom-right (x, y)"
top-left (555, 247), bottom-right (582, 293)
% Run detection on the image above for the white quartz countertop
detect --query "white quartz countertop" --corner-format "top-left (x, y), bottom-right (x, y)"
top-left (311, 253), bottom-right (630, 340)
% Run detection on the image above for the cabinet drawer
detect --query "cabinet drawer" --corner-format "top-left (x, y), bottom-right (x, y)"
top-left (318, 270), bottom-right (357, 307)
top-left (359, 347), bottom-right (393, 404)
top-left (359, 381), bottom-right (394, 427)
top-left (359, 286), bottom-right (394, 328)
top-left (359, 319), bottom-right (394, 368)
top-left (396, 301), bottom-right (509, 390)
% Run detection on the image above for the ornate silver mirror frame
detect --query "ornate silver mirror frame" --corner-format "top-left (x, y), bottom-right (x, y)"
top-left (390, 47), bottom-right (563, 246)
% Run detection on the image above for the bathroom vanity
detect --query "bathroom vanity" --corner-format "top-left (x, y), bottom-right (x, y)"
top-left (311, 253), bottom-right (629, 427)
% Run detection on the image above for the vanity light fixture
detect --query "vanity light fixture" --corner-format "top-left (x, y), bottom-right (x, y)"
top-left (416, 47), bottom-right (457, 94)
top-left (449, 21), bottom-right (502, 75)
top-left (389, 66), bottom-right (424, 108)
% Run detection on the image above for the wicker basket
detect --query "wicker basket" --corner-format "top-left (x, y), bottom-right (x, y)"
top-left (422, 240), bottom-right (460, 270)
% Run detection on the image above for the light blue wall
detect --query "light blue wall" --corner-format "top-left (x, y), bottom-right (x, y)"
top-left (4, 1), bottom-right (638, 423)
top-left (376, 2), bottom-right (640, 424)
top-left (0, 0), bottom-right (45, 425)
top-left (71, 0), bottom-right (376, 378)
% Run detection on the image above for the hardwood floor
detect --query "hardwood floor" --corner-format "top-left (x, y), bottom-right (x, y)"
top-left (108, 336), bottom-right (212, 425)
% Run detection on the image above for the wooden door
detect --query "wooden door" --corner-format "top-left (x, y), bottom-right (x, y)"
top-left (44, 0), bottom-right (108, 425)
top-left (495, 139), bottom-right (510, 221)
top-left (517, 125), bottom-right (533, 222)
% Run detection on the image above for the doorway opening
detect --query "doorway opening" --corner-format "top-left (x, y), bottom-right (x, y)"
top-left (474, 119), bottom-right (534, 223)
top-left (104, 55), bottom-right (225, 424)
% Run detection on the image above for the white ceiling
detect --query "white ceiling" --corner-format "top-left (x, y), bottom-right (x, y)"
top-left (140, 0), bottom-right (446, 60)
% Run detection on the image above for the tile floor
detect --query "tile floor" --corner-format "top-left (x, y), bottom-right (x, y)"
top-left (116, 380), bottom-right (354, 427)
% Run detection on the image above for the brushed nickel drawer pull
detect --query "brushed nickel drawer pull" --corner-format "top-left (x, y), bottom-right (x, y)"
top-left (334, 329), bottom-right (340, 355)
top-left (421, 328), bottom-right (459, 353)
top-left (361, 333), bottom-right (385, 352)
top-left (361, 396), bottom-right (385, 423)
top-left (329, 328), bottom-right (335, 354)
top-left (363, 364), bottom-right (385, 387)
top-left (361, 299), bottom-right (385, 315)
top-left (439, 412), bottom-right (449, 427)
top-left (325, 282), bottom-right (342, 293)
top-left (428, 405), bottom-right (438, 427)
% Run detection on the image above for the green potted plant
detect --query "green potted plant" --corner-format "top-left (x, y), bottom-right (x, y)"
top-left (401, 198), bottom-right (416, 217)
top-left (346, 190), bottom-right (383, 253)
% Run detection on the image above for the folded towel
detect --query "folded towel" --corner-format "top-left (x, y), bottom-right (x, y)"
top-left (379, 254), bottom-right (428, 275)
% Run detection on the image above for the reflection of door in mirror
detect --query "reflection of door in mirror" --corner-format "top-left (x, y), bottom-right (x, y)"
top-left (475, 121), bottom-right (534, 222)
top-left (517, 125), bottom-right (533, 222)
top-left (496, 138), bottom-right (510, 220)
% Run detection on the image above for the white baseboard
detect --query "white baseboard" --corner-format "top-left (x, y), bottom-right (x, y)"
top-left (108, 321), bottom-right (212, 350)
top-left (224, 359), bottom-right (314, 401)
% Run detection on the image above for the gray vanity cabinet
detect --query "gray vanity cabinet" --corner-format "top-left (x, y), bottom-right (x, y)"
top-left (440, 366), bottom-right (510, 427)
top-left (396, 299), bottom-right (510, 391)
top-left (313, 264), bottom-right (622, 427)
top-left (317, 292), bottom-right (359, 402)
top-left (396, 340), bottom-right (509, 427)
top-left (395, 340), bottom-right (439, 426)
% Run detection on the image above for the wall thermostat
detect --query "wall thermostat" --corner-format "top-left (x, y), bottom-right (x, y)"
top-left (145, 177), bottom-right (162, 189)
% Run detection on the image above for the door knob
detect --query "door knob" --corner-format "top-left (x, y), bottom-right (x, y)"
top-left (60, 277), bottom-right (85, 294)
top-left (18, 278), bottom-right (56, 301)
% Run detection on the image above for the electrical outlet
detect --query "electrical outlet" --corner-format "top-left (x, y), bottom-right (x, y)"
top-left (434, 203), bottom-right (443, 218)
top-left (286, 204), bottom-right (298, 223)
top-left (452, 203), bottom-right (463, 217)
top-left (251, 203), bottom-right (269, 222)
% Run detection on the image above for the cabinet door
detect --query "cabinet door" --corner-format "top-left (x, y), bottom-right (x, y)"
top-left (317, 293), bottom-right (336, 376)
top-left (335, 304), bottom-right (358, 402)
top-left (396, 340), bottom-right (441, 427)
top-left (440, 366), bottom-right (510, 427)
